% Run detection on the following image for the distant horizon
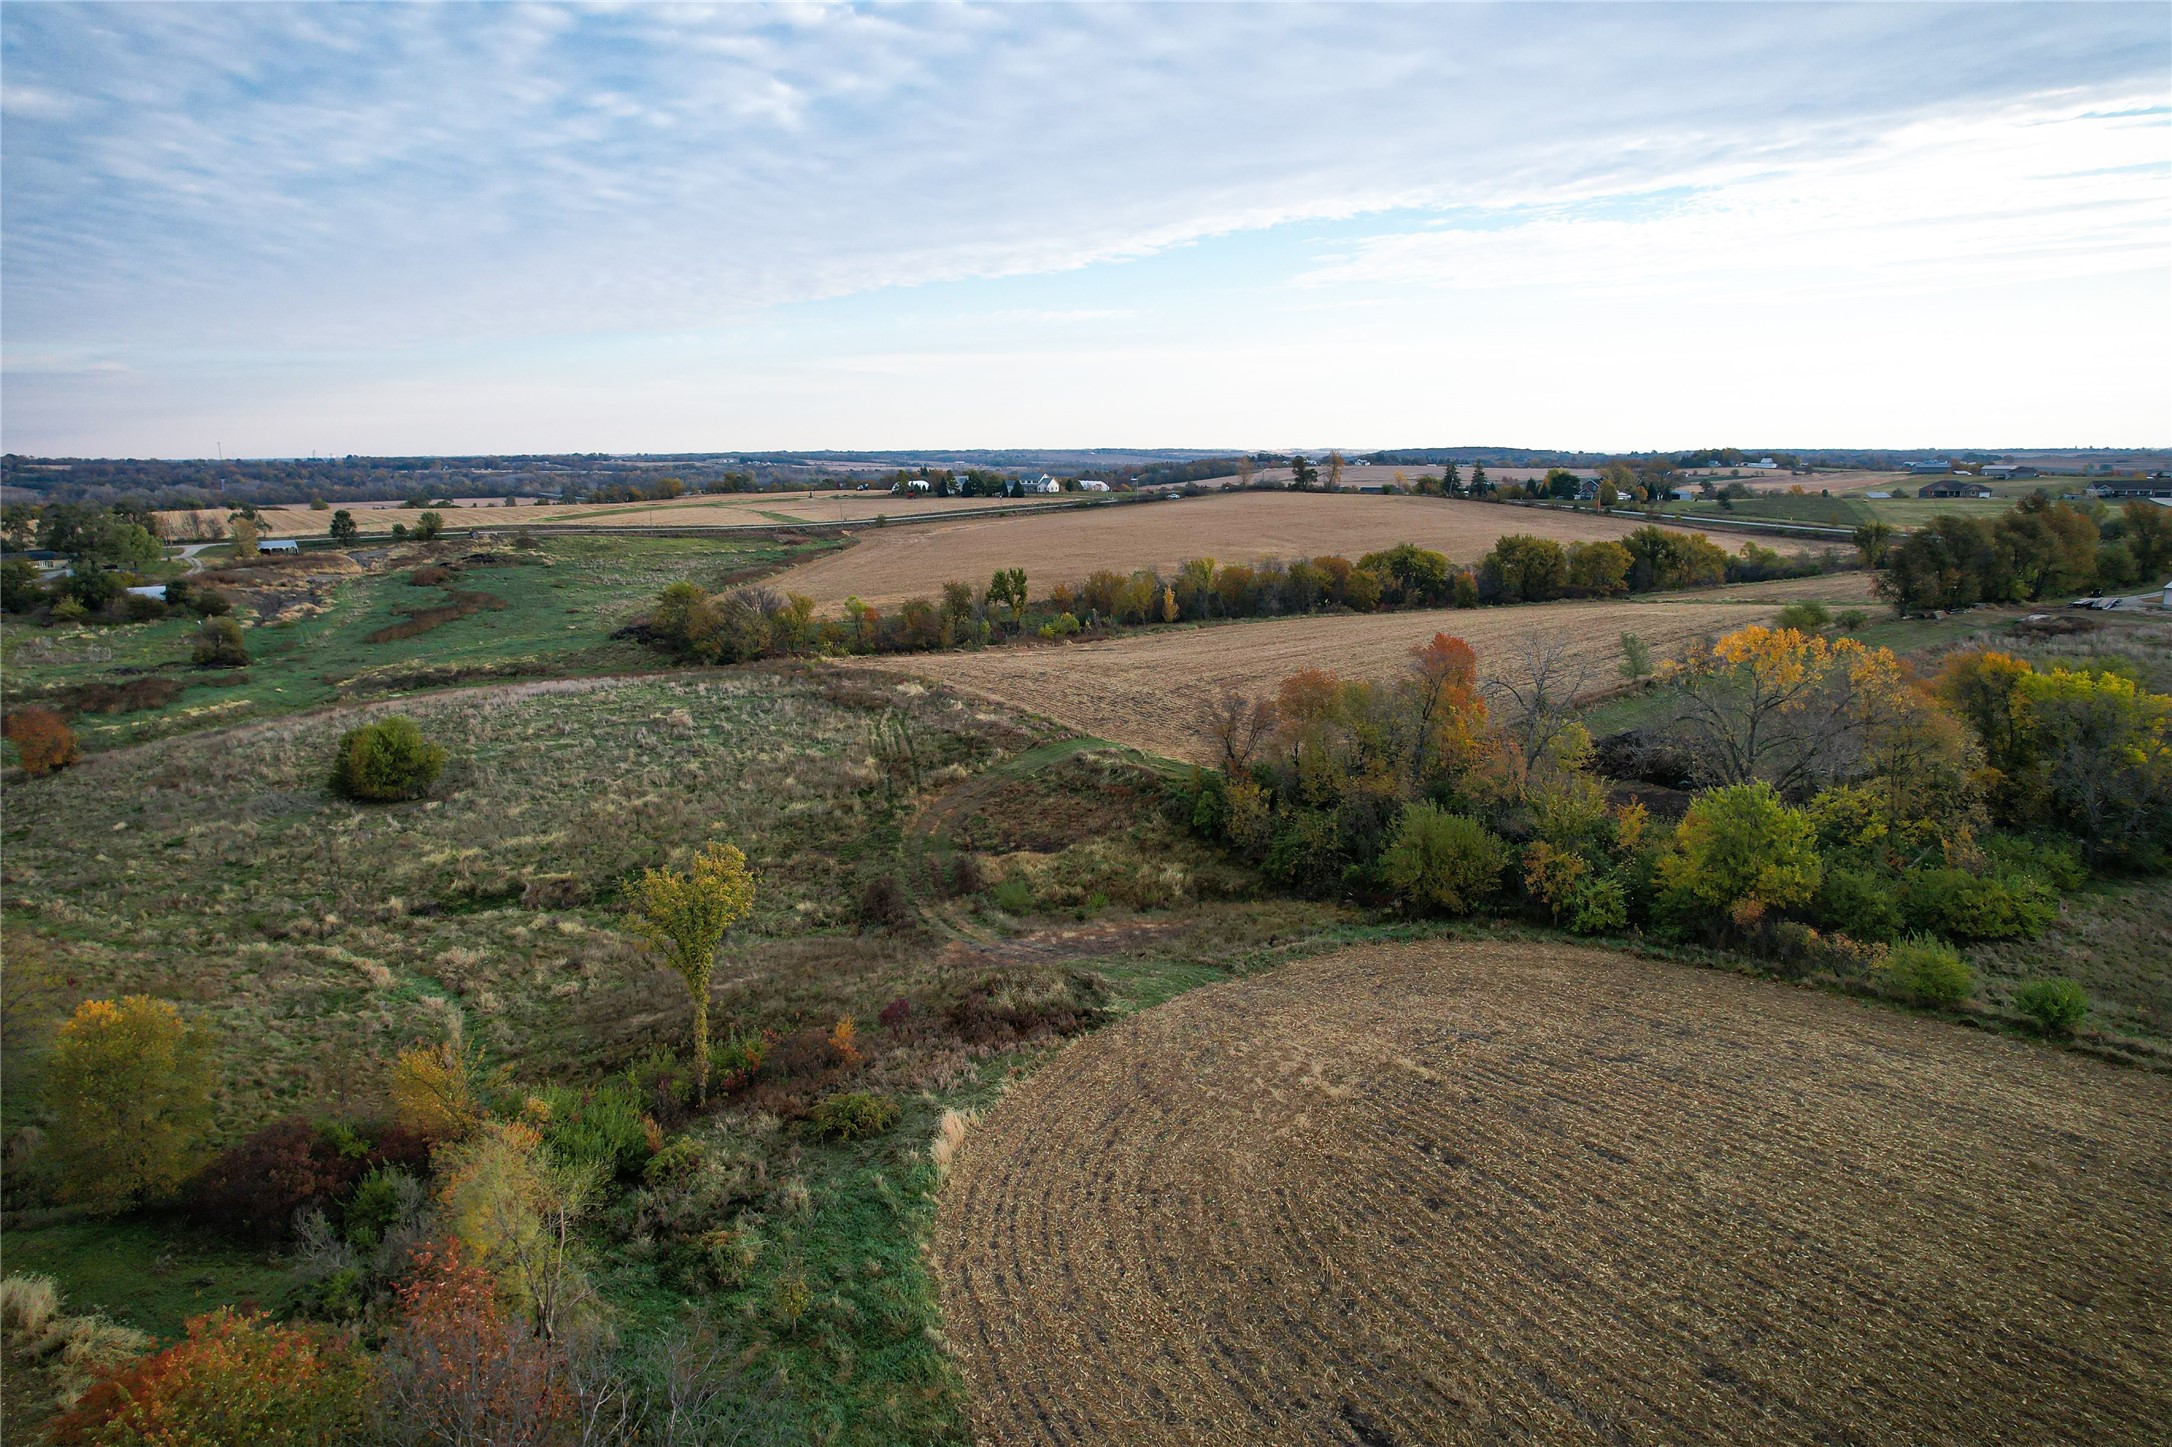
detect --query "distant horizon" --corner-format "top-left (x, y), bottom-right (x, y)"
top-left (8, 442), bottom-right (2170, 468)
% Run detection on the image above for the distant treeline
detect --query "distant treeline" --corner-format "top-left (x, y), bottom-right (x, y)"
top-left (639, 525), bottom-right (1837, 665)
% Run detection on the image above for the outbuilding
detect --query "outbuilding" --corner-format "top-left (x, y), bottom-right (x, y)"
top-left (258, 538), bottom-right (300, 553)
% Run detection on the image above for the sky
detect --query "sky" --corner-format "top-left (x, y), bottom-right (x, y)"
top-left (2, 2), bottom-right (2167, 459)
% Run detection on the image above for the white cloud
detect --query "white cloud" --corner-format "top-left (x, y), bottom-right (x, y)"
top-left (1, 2), bottom-right (2166, 453)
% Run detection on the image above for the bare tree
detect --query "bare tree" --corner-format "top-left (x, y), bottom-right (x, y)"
top-left (1196, 688), bottom-right (1277, 775)
top-left (1484, 630), bottom-right (1593, 783)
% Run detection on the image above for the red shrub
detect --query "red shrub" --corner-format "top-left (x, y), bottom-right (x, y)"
top-left (188, 1118), bottom-right (368, 1240)
top-left (4, 705), bottom-right (80, 776)
top-left (50, 1309), bottom-right (369, 1447)
top-left (374, 1242), bottom-right (569, 1447)
top-left (878, 997), bottom-right (913, 1031)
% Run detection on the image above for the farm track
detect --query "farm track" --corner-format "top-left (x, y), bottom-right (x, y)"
top-left (851, 574), bottom-right (1876, 760)
top-left (936, 939), bottom-right (2172, 1447)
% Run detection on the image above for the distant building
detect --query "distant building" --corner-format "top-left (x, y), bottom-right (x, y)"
top-left (1981, 464), bottom-right (2039, 480)
top-left (890, 479), bottom-right (930, 494)
top-left (2092, 479), bottom-right (2172, 500)
top-left (1747, 458), bottom-right (1779, 470)
top-left (1921, 480), bottom-right (1994, 499)
top-left (1668, 485), bottom-right (1700, 501)
top-left (1078, 480), bottom-right (1111, 493)
top-left (1907, 460), bottom-right (1953, 475)
top-left (258, 538), bottom-right (300, 553)
top-left (1020, 475), bottom-right (1061, 495)
top-left (126, 584), bottom-right (170, 600)
top-left (1865, 491), bottom-right (1892, 499)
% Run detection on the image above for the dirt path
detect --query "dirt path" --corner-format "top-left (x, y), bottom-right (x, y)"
top-left (935, 938), bottom-right (2172, 1447)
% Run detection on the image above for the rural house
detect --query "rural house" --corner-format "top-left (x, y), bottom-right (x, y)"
top-left (1921, 480), bottom-right (1993, 499)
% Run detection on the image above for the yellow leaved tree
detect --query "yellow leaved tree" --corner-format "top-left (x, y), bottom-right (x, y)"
top-left (626, 842), bottom-right (755, 1102)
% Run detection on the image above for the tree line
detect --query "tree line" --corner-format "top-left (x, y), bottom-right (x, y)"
top-left (641, 525), bottom-right (1835, 665)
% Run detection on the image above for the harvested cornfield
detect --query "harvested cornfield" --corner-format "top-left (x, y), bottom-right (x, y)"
top-left (769, 493), bottom-right (1692, 609)
top-left (850, 574), bottom-right (1875, 759)
top-left (936, 939), bottom-right (2172, 1447)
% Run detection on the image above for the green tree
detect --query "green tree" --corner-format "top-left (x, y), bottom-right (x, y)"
top-left (43, 996), bottom-right (215, 1213)
top-left (626, 842), bottom-right (756, 1102)
top-left (414, 510), bottom-right (445, 541)
top-left (986, 567), bottom-right (1028, 629)
top-left (2122, 499), bottom-right (2172, 580)
top-left (1478, 534), bottom-right (1568, 602)
top-left (1656, 782), bottom-right (1822, 928)
top-left (229, 516), bottom-right (261, 559)
top-left (1851, 519), bottom-right (1895, 568)
top-left (328, 509), bottom-right (359, 543)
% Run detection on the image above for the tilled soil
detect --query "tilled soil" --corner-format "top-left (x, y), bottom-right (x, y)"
top-left (935, 940), bottom-right (2172, 1446)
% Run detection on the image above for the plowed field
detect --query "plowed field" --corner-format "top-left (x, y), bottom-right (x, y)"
top-left (850, 574), bottom-right (1876, 759)
top-left (770, 493), bottom-right (1683, 608)
top-left (936, 940), bottom-right (2172, 1447)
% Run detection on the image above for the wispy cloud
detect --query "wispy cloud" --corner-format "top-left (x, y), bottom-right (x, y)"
top-left (1, 2), bottom-right (2165, 453)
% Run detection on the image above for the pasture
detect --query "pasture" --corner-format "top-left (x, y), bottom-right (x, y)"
top-left (763, 492), bottom-right (1687, 609)
top-left (937, 938), bottom-right (2172, 1447)
top-left (1, 533), bottom-right (827, 751)
top-left (849, 574), bottom-right (1877, 760)
top-left (187, 490), bottom-right (1071, 539)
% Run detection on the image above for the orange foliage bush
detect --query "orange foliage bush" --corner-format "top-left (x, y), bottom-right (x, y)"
top-left (50, 1308), bottom-right (369, 1447)
top-left (374, 1242), bottom-right (568, 1447)
top-left (4, 705), bottom-right (80, 776)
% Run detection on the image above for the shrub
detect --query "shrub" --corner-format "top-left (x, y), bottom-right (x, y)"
top-left (414, 510), bottom-right (445, 540)
top-left (188, 1117), bottom-right (368, 1241)
top-left (1773, 601), bottom-right (1831, 632)
top-left (856, 873), bottom-right (911, 930)
top-left (1980, 834), bottom-right (2088, 892)
top-left (1655, 783), bottom-right (1821, 931)
top-left (1037, 612), bottom-right (1081, 639)
top-left (4, 705), bottom-right (81, 776)
top-left (1898, 868), bottom-right (2057, 941)
top-left (807, 1091), bottom-right (900, 1141)
top-left (1879, 937), bottom-right (1973, 1007)
top-left (343, 1165), bottom-right (425, 1251)
top-left (1379, 805), bottom-right (1508, 915)
top-left (42, 997), bottom-right (214, 1214)
top-left (192, 615), bottom-right (249, 666)
top-left (1564, 876), bottom-right (1628, 935)
top-left (50, 1309), bottom-right (370, 1447)
top-left (2012, 978), bottom-right (2089, 1036)
top-left (707, 1036), bottom-right (767, 1096)
top-left (990, 875), bottom-right (1035, 913)
top-left (123, 592), bottom-right (168, 622)
top-left (527, 1080), bottom-right (654, 1180)
top-left (390, 1033), bottom-right (488, 1141)
top-left (1812, 867), bottom-right (1904, 942)
top-left (328, 715), bottom-right (446, 801)
top-left (1618, 632), bottom-right (1652, 680)
top-left (878, 996), bottom-right (912, 1031)
top-left (373, 1242), bottom-right (569, 1447)
top-left (1263, 808), bottom-right (1345, 894)
top-left (641, 1136), bottom-right (706, 1188)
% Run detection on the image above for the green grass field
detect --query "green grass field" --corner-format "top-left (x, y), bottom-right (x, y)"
top-left (2, 533), bottom-right (833, 753)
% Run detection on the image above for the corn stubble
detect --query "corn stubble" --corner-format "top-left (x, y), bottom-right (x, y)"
top-left (935, 940), bottom-right (2172, 1446)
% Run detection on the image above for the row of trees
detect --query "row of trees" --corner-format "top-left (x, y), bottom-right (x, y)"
top-left (1873, 495), bottom-right (2171, 613)
top-left (643, 527), bottom-right (1828, 665)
